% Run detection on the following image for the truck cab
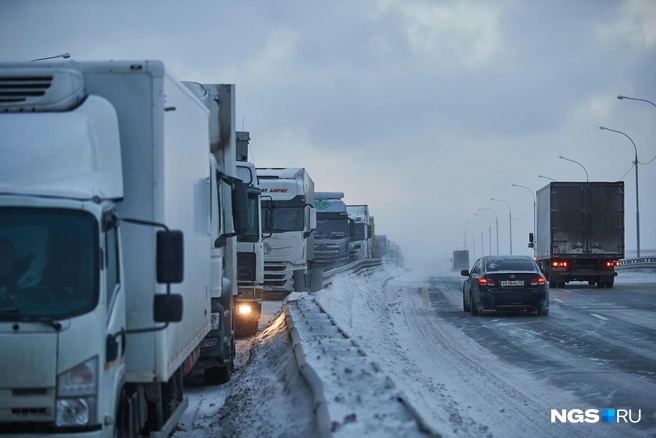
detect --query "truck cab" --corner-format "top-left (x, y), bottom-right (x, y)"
top-left (314, 192), bottom-right (353, 267)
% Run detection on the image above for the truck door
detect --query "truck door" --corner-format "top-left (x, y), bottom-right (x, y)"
top-left (588, 184), bottom-right (624, 256)
top-left (551, 184), bottom-right (586, 255)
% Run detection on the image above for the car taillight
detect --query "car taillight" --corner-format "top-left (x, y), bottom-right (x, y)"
top-left (530, 277), bottom-right (546, 286)
top-left (479, 277), bottom-right (495, 286)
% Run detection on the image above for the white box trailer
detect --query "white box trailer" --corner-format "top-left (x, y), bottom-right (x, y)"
top-left (0, 60), bottom-right (213, 436)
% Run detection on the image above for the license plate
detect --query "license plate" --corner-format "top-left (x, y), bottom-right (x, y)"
top-left (501, 280), bottom-right (524, 287)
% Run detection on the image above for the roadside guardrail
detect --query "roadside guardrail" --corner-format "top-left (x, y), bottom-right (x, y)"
top-left (617, 257), bottom-right (656, 271)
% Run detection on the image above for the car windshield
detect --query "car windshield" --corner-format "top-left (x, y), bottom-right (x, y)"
top-left (0, 208), bottom-right (98, 320)
top-left (315, 219), bottom-right (348, 238)
top-left (485, 259), bottom-right (537, 272)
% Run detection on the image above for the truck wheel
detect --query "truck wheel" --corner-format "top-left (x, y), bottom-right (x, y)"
top-left (605, 281), bottom-right (614, 288)
top-left (596, 282), bottom-right (604, 288)
top-left (588, 280), bottom-right (595, 286)
top-left (557, 282), bottom-right (565, 288)
top-left (204, 364), bottom-right (230, 385)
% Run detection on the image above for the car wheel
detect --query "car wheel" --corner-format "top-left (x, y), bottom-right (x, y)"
top-left (470, 292), bottom-right (478, 317)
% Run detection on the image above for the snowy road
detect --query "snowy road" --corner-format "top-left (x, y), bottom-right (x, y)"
top-left (174, 267), bottom-right (656, 437)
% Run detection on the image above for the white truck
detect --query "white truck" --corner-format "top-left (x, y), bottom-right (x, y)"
top-left (346, 205), bottom-right (372, 259)
top-left (234, 132), bottom-right (264, 337)
top-left (0, 61), bottom-right (246, 436)
top-left (314, 192), bottom-right (353, 267)
top-left (182, 83), bottom-right (251, 383)
top-left (256, 168), bottom-right (319, 295)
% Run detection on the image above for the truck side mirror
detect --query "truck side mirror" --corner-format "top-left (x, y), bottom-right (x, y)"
top-left (309, 206), bottom-right (317, 230)
top-left (528, 232), bottom-right (535, 249)
top-left (154, 293), bottom-right (183, 322)
top-left (232, 180), bottom-right (250, 233)
top-left (156, 230), bottom-right (184, 284)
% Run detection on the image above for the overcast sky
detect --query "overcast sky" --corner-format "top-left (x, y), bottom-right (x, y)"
top-left (2, 0), bottom-right (655, 272)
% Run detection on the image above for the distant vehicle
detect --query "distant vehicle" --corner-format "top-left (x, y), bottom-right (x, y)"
top-left (374, 235), bottom-right (389, 258)
top-left (452, 250), bottom-right (470, 271)
top-left (314, 192), bottom-right (353, 267)
top-left (461, 255), bottom-right (549, 317)
top-left (346, 204), bottom-right (372, 259)
top-left (530, 181), bottom-right (624, 288)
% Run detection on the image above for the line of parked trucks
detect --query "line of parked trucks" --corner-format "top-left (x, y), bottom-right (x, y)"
top-left (0, 59), bottom-right (402, 437)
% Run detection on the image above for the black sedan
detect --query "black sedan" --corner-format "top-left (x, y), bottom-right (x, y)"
top-left (461, 255), bottom-right (549, 316)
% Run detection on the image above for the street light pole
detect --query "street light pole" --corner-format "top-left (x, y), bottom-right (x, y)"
top-left (468, 222), bottom-right (484, 258)
top-left (559, 155), bottom-right (589, 182)
top-left (478, 208), bottom-right (499, 255)
top-left (512, 183), bottom-right (537, 254)
top-left (538, 175), bottom-right (557, 182)
top-left (461, 229), bottom-right (476, 260)
top-left (599, 126), bottom-right (641, 258)
top-left (474, 213), bottom-right (492, 256)
top-left (491, 198), bottom-right (512, 255)
top-left (617, 95), bottom-right (656, 109)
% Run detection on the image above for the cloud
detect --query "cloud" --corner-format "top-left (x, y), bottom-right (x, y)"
top-left (372, 0), bottom-right (506, 69)
top-left (217, 26), bottom-right (300, 87)
top-left (596, 0), bottom-right (656, 49)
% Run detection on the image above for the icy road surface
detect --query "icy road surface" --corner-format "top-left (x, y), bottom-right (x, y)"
top-left (174, 267), bottom-right (656, 437)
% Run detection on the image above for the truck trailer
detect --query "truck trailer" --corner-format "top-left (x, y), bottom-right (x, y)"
top-left (529, 181), bottom-right (624, 288)
top-left (0, 61), bottom-right (247, 436)
top-left (452, 250), bottom-right (470, 271)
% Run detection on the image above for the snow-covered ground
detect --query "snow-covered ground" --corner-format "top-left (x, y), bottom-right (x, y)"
top-left (174, 267), bottom-right (656, 437)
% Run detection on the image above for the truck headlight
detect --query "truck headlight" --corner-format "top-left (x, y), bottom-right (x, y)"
top-left (210, 312), bottom-right (221, 330)
top-left (56, 357), bottom-right (98, 426)
top-left (237, 304), bottom-right (252, 315)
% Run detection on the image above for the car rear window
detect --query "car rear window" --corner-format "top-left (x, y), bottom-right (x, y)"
top-left (486, 260), bottom-right (537, 272)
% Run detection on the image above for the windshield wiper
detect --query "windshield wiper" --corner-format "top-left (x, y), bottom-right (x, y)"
top-left (34, 318), bottom-right (62, 331)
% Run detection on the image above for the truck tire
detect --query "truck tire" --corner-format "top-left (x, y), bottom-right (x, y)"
top-left (204, 364), bottom-right (230, 385)
top-left (597, 281), bottom-right (604, 288)
top-left (235, 318), bottom-right (258, 337)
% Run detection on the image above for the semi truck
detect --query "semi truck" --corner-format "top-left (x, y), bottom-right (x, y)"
top-left (346, 205), bottom-right (372, 260)
top-left (529, 181), bottom-right (624, 288)
top-left (0, 61), bottom-right (246, 436)
top-left (182, 83), bottom-right (251, 384)
top-left (256, 168), bottom-right (318, 295)
top-left (314, 192), bottom-right (353, 267)
top-left (452, 250), bottom-right (470, 271)
top-left (375, 235), bottom-right (390, 259)
top-left (234, 132), bottom-right (264, 337)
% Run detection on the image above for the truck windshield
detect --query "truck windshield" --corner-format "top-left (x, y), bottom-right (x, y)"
top-left (351, 223), bottom-right (367, 241)
top-left (316, 219), bottom-right (348, 238)
top-left (0, 208), bottom-right (98, 321)
top-left (238, 193), bottom-right (260, 242)
top-left (263, 206), bottom-right (304, 233)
